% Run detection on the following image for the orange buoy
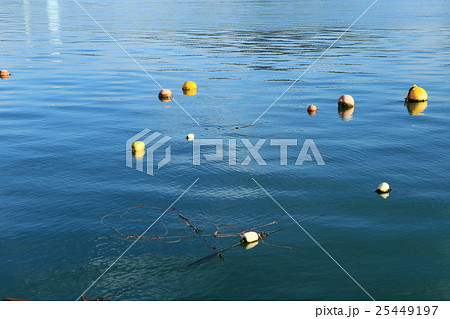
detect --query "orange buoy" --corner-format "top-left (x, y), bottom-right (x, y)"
top-left (338, 94), bottom-right (354, 108)
top-left (307, 104), bottom-right (317, 115)
top-left (338, 95), bottom-right (354, 121)
top-left (1, 69), bottom-right (11, 80)
top-left (158, 89), bottom-right (173, 102)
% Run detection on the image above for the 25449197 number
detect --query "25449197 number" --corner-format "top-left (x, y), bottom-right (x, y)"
top-left (376, 306), bottom-right (438, 316)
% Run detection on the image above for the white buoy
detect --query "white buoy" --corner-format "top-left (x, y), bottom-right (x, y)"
top-left (240, 231), bottom-right (260, 243)
top-left (376, 182), bottom-right (391, 194)
top-left (186, 133), bottom-right (195, 140)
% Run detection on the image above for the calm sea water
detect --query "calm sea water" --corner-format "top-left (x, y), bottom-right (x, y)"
top-left (0, 0), bottom-right (449, 301)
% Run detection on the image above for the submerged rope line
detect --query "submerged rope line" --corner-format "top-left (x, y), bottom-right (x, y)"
top-left (101, 205), bottom-right (279, 241)
top-left (81, 207), bottom-right (291, 300)
top-left (75, 177), bottom-right (199, 301)
top-left (99, 226), bottom-right (288, 300)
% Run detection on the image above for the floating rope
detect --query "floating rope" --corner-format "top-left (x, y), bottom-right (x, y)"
top-left (100, 205), bottom-right (279, 242)
top-left (84, 207), bottom-right (296, 300)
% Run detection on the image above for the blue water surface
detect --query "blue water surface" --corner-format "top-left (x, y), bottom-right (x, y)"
top-left (0, 0), bottom-right (449, 300)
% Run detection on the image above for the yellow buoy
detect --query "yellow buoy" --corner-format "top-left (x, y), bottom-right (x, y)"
top-left (182, 81), bottom-right (197, 91)
top-left (132, 141), bottom-right (145, 151)
top-left (405, 84), bottom-right (428, 102)
top-left (186, 133), bottom-right (195, 141)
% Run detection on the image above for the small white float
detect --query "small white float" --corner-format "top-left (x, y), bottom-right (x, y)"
top-left (240, 231), bottom-right (260, 243)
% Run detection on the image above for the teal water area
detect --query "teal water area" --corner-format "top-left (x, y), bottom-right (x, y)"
top-left (0, 0), bottom-right (449, 300)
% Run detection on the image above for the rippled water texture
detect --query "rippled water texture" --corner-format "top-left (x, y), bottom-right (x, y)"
top-left (0, 0), bottom-right (449, 300)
